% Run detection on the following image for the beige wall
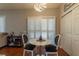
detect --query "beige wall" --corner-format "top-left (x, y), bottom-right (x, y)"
top-left (0, 8), bottom-right (60, 34)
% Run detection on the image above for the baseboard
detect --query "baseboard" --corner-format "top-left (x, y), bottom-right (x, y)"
top-left (58, 47), bottom-right (70, 56)
top-left (0, 45), bottom-right (7, 49)
top-left (7, 46), bottom-right (23, 48)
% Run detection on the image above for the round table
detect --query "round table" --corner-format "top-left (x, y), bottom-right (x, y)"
top-left (29, 39), bottom-right (51, 46)
top-left (29, 39), bottom-right (51, 56)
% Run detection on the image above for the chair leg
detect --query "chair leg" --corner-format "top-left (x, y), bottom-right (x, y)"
top-left (23, 49), bottom-right (25, 56)
top-left (46, 53), bottom-right (48, 56)
top-left (57, 52), bottom-right (58, 56)
top-left (31, 51), bottom-right (33, 56)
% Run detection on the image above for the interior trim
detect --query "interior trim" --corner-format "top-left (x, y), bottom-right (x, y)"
top-left (62, 4), bottom-right (79, 18)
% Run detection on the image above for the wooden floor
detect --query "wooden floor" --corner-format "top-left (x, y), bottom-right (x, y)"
top-left (0, 47), bottom-right (69, 56)
top-left (0, 47), bottom-right (23, 56)
top-left (58, 48), bottom-right (69, 56)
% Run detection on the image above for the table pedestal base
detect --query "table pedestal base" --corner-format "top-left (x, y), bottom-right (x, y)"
top-left (34, 46), bottom-right (46, 56)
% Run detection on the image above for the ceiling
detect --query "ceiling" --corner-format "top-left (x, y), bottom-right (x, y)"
top-left (0, 3), bottom-right (62, 10)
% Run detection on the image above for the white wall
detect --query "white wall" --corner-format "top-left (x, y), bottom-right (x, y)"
top-left (0, 10), bottom-right (26, 34)
top-left (6, 11), bottom-right (26, 34)
top-left (0, 8), bottom-right (60, 34)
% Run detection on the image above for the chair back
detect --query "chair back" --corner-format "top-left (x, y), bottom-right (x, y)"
top-left (22, 34), bottom-right (28, 47)
top-left (54, 34), bottom-right (61, 49)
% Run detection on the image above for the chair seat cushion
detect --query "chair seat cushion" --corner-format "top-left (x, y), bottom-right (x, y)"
top-left (25, 44), bottom-right (36, 50)
top-left (45, 45), bottom-right (57, 52)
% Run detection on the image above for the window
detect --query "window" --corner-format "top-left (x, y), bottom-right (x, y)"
top-left (0, 16), bottom-right (6, 32)
top-left (27, 16), bottom-right (56, 44)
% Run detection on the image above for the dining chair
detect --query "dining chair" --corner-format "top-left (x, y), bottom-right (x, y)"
top-left (22, 34), bottom-right (36, 56)
top-left (45, 34), bottom-right (61, 56)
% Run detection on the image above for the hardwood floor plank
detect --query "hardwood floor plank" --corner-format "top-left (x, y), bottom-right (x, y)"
top-left (0, 47), bottom-right (69, 56)
top-left (0, 47), bottom-right (23, 56)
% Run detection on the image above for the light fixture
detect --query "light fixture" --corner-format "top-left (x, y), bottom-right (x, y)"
top-left (34, 3), bottom-right (47, 12)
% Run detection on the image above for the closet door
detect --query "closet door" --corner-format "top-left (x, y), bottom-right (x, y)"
top-left (72, 6), bottom-right (79, 35)
top-left (71, 6), bottom-right (79, 55)
top-left (61, 11), bottom-right (72, 55)
top-left (60, 4), bottom-right (79, 56)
